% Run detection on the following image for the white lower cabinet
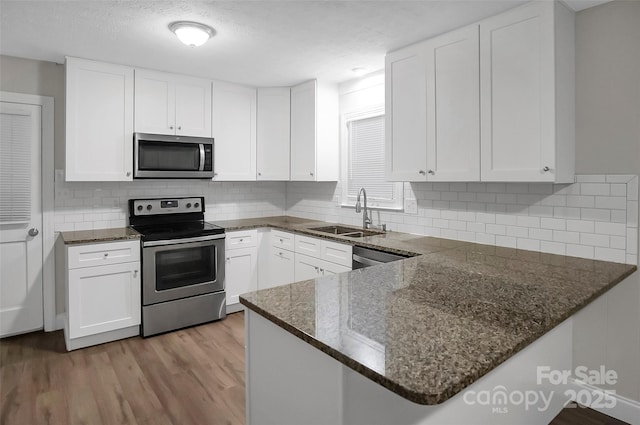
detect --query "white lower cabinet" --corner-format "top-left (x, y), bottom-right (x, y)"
top-left (64, 240), bottom-right (141, 351)
top-left (267, 248), bottom-right (295, 289)
top-left (294, 253), bottom-right (350, 281)
top-left (225, 230), bottom-right (258, 313)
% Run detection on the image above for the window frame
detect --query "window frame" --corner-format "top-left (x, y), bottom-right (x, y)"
top-left (340, 105), bottom-right (403, 210)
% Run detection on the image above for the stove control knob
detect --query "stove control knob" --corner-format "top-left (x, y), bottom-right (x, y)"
top-left (146, 204), bottom-right (152, 211)
top-left (137, 205), bottom-right (143, 212)
top-left (194, 202), bottom-right (200, 209)
top-left (186, 203), bottom-right (192, 208)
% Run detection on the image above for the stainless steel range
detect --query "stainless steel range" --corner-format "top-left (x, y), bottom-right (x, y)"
top-left (129, 197), bottom-right (226, 337)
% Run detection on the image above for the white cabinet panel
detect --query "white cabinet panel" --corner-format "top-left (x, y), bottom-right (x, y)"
top-left (65, 57), bottom-right (134, 181)
top-left (213, 82), bottom-right (257, 181)
top-left (321, 261), bottom-right (351, 276)
top-left (385, 44), bottom-right (428, 182)
top-left (266, 248), bottom-right (295, 290)
top-left (271, 230), bottom-right (295, 252)
top-left (295, 234), bottom-right (322, 257)
top-left (226, 246), bottom-right (258, 305)
top-left (226, 229), bottom-right (258, 250)
top-left (290, 80), bottom-right (339, 181)
top-left (294, 253), bottom-right (323, 282)
top-left (67, 240), bottom-right (140, 269)
top-left (321, 240), bottom-right (352, 268)
top-left (426, 26), bottom-right (480, 181)
top-left (257, 88), bottom-right (290, 180)
top-left (175, 79), bottom-right (212, 137)
top-left (480, 1), bottom-right (574, 182)
top-left (68, 262), bottom-right (140, 339)
top-left (135, 69), bottom-right (212, 137)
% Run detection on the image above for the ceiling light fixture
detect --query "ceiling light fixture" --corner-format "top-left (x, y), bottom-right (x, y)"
top-left (352, 67), bottom-right (367, 77)
top-left (169, 21), bottom-right (215, 47)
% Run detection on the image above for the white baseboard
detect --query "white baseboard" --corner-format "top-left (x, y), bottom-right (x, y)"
top-left (54, 313), bottom-right (65, 331)
top-left (568, 378), bottom-right (640, 425)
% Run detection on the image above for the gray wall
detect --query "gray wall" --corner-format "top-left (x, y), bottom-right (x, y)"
top-left (575, 0), bottom-right (640, 175)
top-left (0, 55), bottom-right (65, 168)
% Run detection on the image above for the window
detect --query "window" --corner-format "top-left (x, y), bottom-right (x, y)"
top-left (341, 106), bottom-right (403, 209)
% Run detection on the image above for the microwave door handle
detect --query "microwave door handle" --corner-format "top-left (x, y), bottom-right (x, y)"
top-left (199, 144), bottom-right (205, 171)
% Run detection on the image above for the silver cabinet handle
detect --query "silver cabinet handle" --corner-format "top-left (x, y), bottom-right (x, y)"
top-left (279, 239), bottom-right (283, 243)
top-left (28, 228), bottom-right (39, 237)
top-left (126, 171), bottom-right (131, 177)
top-left (104, 253), bottom-right (109, 257)
top-left (310, 172), bottom-right (314, 176)
top-left (419, 170), bottom-right (426, 175)
top-left (134, 270), bottom-right (138, 277)
top-left (543, 166), bottom-right (551, 172)
top-left (428, 170), bottom-right (435, 175)
top-left (169, 126), bottom-right (174, 130)
top-left (178, 126), bottom-right (182, 130)
top-left (258, 172), bottom-right (262, 176)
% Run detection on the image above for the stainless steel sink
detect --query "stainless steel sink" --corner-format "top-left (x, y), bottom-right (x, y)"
top-left (309, 225), bottom-right (383, 238)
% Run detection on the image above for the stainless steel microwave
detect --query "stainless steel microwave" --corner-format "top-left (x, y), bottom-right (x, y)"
top-left (134, 133), bottom-right (214, 179)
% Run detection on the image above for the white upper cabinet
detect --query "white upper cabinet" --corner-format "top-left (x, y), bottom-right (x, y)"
top-left (290, 80), bottom-right (339, 181)
top-left (134, 69), bottom-right (212, 137)
top-left (480, 1), bottom-right (574, 183)
top-left (65, 57), bottom-right (134, 181)
top-left (385, 43), bottom-right (428, 182)
top-left (212, 82), bottom-right (257, 181)
top-left (385, 1), bottom-right (574, 183)
top-left (257, 88), bottom-right (291, 180)
top-left (426, 26), bottom-right (480, 181)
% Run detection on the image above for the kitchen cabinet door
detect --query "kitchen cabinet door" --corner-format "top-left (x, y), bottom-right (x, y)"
top-left (257, 88), bottom-right (290, 180)
top-left (134, 69), bottom-right (175, 135)
top-left (426, 25), bottom-right (480, 181)
top-left (265, 247), bottom-right (295, 290)
top-left (385, 42), bottom-right (428, 182)
top-left (65, 57), bottom-right (134, 181)
top-left (294, 253), bottom-right (322, 281)
top-left (174, 77), bottom-right (212, 137)
top-left (480, 1), bottom-right (574, 183)
top-left (67, 261), bottom-right (141, 339)
top-left (225, 246), bottom-right (258, 306)
top-left (290, 80), bottom-right (339, 181)
top-left (213, 82), bottom-right (257, 181)
top-left (135, 70), bottom-right (212, 137)
top-left (321, 261), bottom-right (351, 276)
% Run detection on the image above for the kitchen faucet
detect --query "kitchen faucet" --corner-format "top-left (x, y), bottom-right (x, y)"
top-left (355, 187), bottom-right (372, 229)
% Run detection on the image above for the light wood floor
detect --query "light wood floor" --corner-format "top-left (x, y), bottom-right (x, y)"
top-left (0, 311), bottom-right (629, 425)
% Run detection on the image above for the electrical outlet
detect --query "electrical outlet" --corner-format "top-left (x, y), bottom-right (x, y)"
top-left (404, 199), bottom-right (418, 214)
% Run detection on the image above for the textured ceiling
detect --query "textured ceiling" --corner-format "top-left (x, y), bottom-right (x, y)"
top-left (0, 0), bottom-right (612, 87)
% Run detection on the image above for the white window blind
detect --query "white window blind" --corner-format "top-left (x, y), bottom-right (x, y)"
top-left (342, 110), bottom-right (402, 209)
top-left (0, 111), bottom-right (32, 224)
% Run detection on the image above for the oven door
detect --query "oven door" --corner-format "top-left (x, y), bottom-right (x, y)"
top-left (142, 235), bottom-right (225, 305)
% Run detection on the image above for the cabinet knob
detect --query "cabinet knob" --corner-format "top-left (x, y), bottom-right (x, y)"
top-left (419, 170), bottom-right (426, 175)
top-left (279, 252), bottom-right (283, 256)
top-left (134, 270), bottom-right (138, 277)
top-left (28, 228), bottom-right (39, 237)
top-left (126, 171), bottom-right (131, 177)
top-left (427, 170), bottom-right (435, 175)
top-left (279, 239), bottom-right (283, 243)
top-left (104, 253), bottom-right (109, 258)
top-left (258, 172), bottom-right (262, 176)
top-left (240, 239), bottom-right (243, 242)
top-left (170, 126), bottom-right (174, 130)
top-left (542, 166), bottom-right (551, 172)
top-left (226, 257), bottom-right (230, 261)
top-left (310, 172), bottom-right (314, 176)
top-left (178, 126), bottom-right (182, 130)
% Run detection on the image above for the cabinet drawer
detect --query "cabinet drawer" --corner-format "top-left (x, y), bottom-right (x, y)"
top-left (271, 229), bottom-right (294, 251)
top-left (321, 240), bottom-right (352, 268)
top-left (294, 234), bottom-right (322, 257)
top-left (226, 229), bottom-right (258, 250)
top-left (67, 240), bottom-right (140, 269)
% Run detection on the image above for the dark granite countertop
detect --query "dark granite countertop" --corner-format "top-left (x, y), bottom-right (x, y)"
top-left (233, 216), bottom-right (637, 405)
top-left (60, 227), bottom-right (140, 245)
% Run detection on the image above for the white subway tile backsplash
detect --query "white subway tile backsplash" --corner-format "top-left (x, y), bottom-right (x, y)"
top-left (554, 207), bottom-right (581, 219)
top-left (594, 222), bottom-right (626, 236)
top-left (517, 238), bottom-right (540, 251)
top-left (581, 183), bottom-right (610, 196)
top-left (610, 184), bottom-right (627, 197)
top-left (529, 228), bottom-right (553, 241)
top-left (541, 217), bottom-right (566, 230)
top-left (566, 220), bottom-right (595, 233)
top-left (594, 247), bottom-right (626, 263)
top-left (567, 195), bottom-right (595, 208)
top-left (516, 216), bottom-right (540, 228)
top-left (595, 196), bottom-right (626, 210)
top-left (566, 244), bottom-right (595, 259)
top-left (496, 235), bottom-right (517, 248)
top-left (581, 208), bottom-right (611, 221)
top-left (610, 236), bottom-right (626, 250)
top-left (540, 241), bottom-right (566, 255)
top-left (580, 233), bottom-right (610, 248)
top-left (486, 224), bottom-right (506, 235)
top-left (506, 226), bottom-right (528, 238)
top-left (576, 175), bottom-right (606, 183)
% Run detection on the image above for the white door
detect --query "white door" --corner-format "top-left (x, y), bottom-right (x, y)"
top-left (0, 102), bottom-right (43, 337)
top-left (134, 69), bottom-right (176, 135)
top-left (426, 25), bottom-right (480, 182)
top-left (290, 81), bottom-right (317, 181)
top-left (257, 88), bottom-right (291, 180)
top-left (212, 82), bottom-right (257, 181)
top-left (225, 247), bottom-right (258, 305)
top-left (385, 42), bottom-right (428, 182)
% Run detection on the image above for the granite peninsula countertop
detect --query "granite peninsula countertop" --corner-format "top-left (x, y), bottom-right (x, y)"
top-left (231, 216), bottom-right (637, 405)
top-left (60, 227), bottom-right (140, 244)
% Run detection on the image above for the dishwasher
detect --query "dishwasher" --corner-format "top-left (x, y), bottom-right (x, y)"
top-left (352, 246), bottom-right (410, 269)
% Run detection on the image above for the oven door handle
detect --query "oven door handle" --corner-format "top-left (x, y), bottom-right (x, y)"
top-left (143, 234), bottom-right (225, 247)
